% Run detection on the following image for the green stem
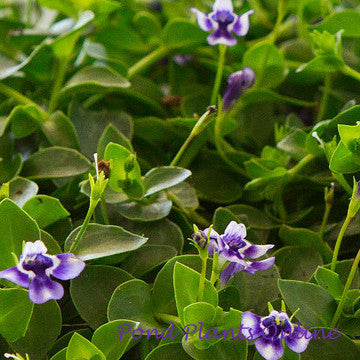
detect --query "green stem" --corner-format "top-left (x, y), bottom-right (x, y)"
top-left (342, 65), bottom-right (360, 82)
top-left (317, 73), bottom-right (332, 123)
top-left (69, 198), bottom-right (98, 253)
top-left (331, 215), bottom-right (353, 271)
top-left (320, 202), bottom-right (332, 236)
top-left (210, 252), bottom-right (219, 285)
top-left (331, 249), bottom-right (360, 327)
top-left (127, 46), bottom-right (169, 79)
top-left (170, 108), bottom-right (216, 166)
top-left (197, 254), bottom-right (208, 302)
top-left (210, 45), bottom-right (227, 106)
top-left (49, 59), bottom-right (68, 113)
top-left (288, 154), bottom-right (315, 176)
top-left (100, 196), bottom-right (110, 225)
top-left (154, 313), bottom-right (182, 327)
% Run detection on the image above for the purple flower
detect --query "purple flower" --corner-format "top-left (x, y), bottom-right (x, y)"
top-left (241, 310), bottom-right (311, 360)
top-left (0, 240), bottom-right (85, 304)
top-left (206, 221), bottom-right (275, 285)
top-left (191, 0), bottom-right (253, 46)
top-left (223, 67), bottom-right (255, 110)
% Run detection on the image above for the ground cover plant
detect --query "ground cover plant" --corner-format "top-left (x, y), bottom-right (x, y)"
top-left (0, 0), bottom-right (360, 359)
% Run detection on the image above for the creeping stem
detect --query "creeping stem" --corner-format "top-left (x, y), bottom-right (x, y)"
top-left (210, 251), bottom-right (219, 285)
top-left (69, 198), bottom-right (99, 252)
top-left (170, 108), bottom-right (216, 166)
top-left (331, 215), bottom-right (353, 272)
top-left (331, 249), bottom-right (360, 327)
top-left (154, 313), bottom-right (182, 327)
top-left (127, 46), bottom-right (169, 79)
top-left (210, 45), bottom-right (227, 105)
top-left (197, 252), bottom-right (208, 302)
top-left (341, 65), bottom-right (360, 83)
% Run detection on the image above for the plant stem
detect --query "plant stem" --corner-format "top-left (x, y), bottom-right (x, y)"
top-left (49, 59), bottom-right (68, 113)
top-left (320, 201), bottom-right (332, 236)
top-left (127, 46), bottom-right (169, 79)
top-left (69, 198), bottom-right (98, 252)
top-left (170, 108), bottom-right (216, 166)
top-left (100, 196), bottom-right (110, 225)
top-left (210, 252), bottom-right (219, 285)
top-left (331, 215), bottom-right (353, 271)
top-left (331, 249), bottom-right (360, 327)
top-left (317, 73), bottom-right (332, 123)
top-left (210, 45), bottom-right (227, 106)
top-left (333, 173), bottom-right (352, 195)
top-left (197, 254), bottom-right (208, 302)
top-left (154, 313), bottom-right (182, 327)
top-left (288, 154), bottom-right (315, 176)
top-left (342, 65), bottom-right (360, 82)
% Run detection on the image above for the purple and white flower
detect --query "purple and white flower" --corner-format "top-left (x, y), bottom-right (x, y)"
top-left (0, 240), bottom-right (85, 304)
top-left (191, 0), bottom-right (253, 46)
top-left (241, 310), bottom-right (312, 360)
top-left (206, 221), bottom-right (275, 285)
top-left (223, 67), bottom-right (255, 110)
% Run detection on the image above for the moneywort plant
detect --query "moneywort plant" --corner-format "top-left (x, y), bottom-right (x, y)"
top-left (0, 0), bottom-right (360, 359)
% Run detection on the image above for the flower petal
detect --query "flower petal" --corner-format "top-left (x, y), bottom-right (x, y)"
top-left (207, 29), bottom-right (237, 46)
top-left (231, 10), bottom-right (254, 36)
top-left (29, 274), bottom-right (64, 304)
top-left (244, 257), bottom-right (275, 274)
top-left (241, 311), bottom-right (262, 340)
top-left (243, 243), bottom-right (274, 259)
top-left (285, 325), bottom-right (312, 353)
top-left (224, 221), bottom-right (247, 239)
top-left (51, 253), bottom-right (85, 280)
top-left (0, 266), bottom-right (29, 288)
top-left (191, 8), bottom-right (214, 32)
top-left (205, 228), bottom-right (226, 252)
top-left (22, 240), bottom-right (47, 257)
top-left (213, 0), bottom-right (233, 12)
top-left (255, 337), bottom-right (284, 360)
top-left (219, 261), bottom-right (245, 285)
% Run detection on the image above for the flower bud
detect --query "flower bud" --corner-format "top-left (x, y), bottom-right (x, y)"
top-left (124, 154), bottom-right (136, 173)
top-left (324, 182), bottom-right (335, 206)
top-left (347, 179), bottom-right (360, 218)
top-left (191, 230), bottom-right (208, 250)
top-left (223, 67), bottom-right (255, 110)
top-left (89, 172), bottom-right (108, 202)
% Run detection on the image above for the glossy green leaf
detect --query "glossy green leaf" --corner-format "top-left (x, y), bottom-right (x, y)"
top-left (66, 333), bottom-right (106, 360)
top-left (22, 147), bottom-right (91, 179)
top-left (23, 195), bottom-right (70, 228)
top-left (8, 177), bottom-right (38, 207)
top-left (65, 223), bottom-right (147, 261)
top-left (145, 343), bottom-right (193, 360)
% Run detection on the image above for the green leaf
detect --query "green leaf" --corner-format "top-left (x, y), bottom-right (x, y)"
top-left (338, 122), bottom-right (360, 156)
top-left (8, 177), bottom-right (38, 207)
top-left (0, 289), bottom-right (34, 342)
top-left (274, 246), bottom-right (323, 281)
top-left (71, 265), bottom-right (133, 329)
top-left (108, 279), bottom-right (163, 330)
top-left (92, 320), bottom-right (139, 360)
top-left (41, 111), bottom-right (81, 150)
top-left (278, 279), bottom-right (337, 327)
top-left (61, 65), bottom-right (130, 98)
top-left (279, 225), bottom-right (333, 263)
top-left (23, 195), bottom-right (70, 228)
top-left (144, 166), bottom-right (191, 197)
top-left (65, 223), bottom-right (147, 261)
top-left (41, 230), bottom-right (62, 254)
top-left (0, 199), bottom-right (40, 271)
top-left (302, 327), bottom-right (360, 360)
top-left (242, 41), bottom-right (287, 88)
top-left (66, 333), bottom-right (106, 360)
top-left (146, 343), bottom-right (193, 360)
top-left (70, 103), bottom-right (133, 159)
top-left (120, 245), bottom-right (177, 277)
top-left (314, 267), bottom-right (344, 299)
top-left (50, 348), bottom-right (67, 360)
top-left (104, 142), bottom-right (144, 199)
top-left (231, 266), bottom-right (280, 313)
top-left (314, 10), bottom-right (360, 38)
top-left (167, 182), bottom-right (199, 209)
top-left (329, 141), bottom-right (360, 174)
top-left (22, 147), bottom-right (91, 179)
top-left (11, 301), bottom-right (62, 359)
top-left (173, 262), bottom-right (218, 326)
top-left (116, 192), bottom-right (172, 221)
top-left (97, 124), bottom-right (133, 159)
top-left (162, 19), bottom-right (206, 49)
